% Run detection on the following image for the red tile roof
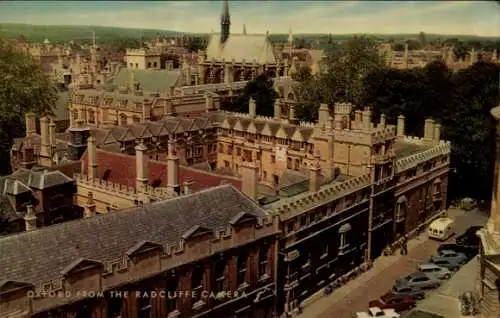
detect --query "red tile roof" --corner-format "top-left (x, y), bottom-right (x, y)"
top-left (81, 149), bottom-right (241, 192)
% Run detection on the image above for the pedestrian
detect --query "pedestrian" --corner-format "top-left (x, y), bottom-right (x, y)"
top-left (401, 234), bottom-right (408, 255)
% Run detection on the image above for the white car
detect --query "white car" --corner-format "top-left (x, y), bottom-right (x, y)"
top-left (356, 307), bottom-right (400, 318)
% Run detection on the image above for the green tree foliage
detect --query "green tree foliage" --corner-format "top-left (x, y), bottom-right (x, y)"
top-left (187, 36), bottom-right (207, 53)
top-left (0, 41), bottom-right (56, 173)
top-left (405, 39), bottom-right (422, 51)
top-left (291, 66), bottom-right (313, 82)
top-left (418, 32), bottom-right (427, 47)
top-left (221, 74), bottom-right (278, 117)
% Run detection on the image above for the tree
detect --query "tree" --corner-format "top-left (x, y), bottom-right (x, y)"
top-left (0, 41), bottom-right (56, 174)
top-left (291, 66), bottom-right (313, 82)
top-left (418, 32), bottom-right (427, 47)
top-left (187, 37), bottom-right (206, 53)
top-left (224, 74), bottom-right (278, 116)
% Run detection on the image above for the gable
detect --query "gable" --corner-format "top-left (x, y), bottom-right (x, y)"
top-left (181, 225), bottom-right (213, 241)
top-left (221, 118), bottom-right (233, 130)
top-left (229, 211), bottom-right (258, 226)
top-left (276, 126), bottom-right (290, 139)
top-left (291, 129), bottom-right (304, 142)
top-left (0, 280), bottom-right (34, 296)
top-left (247, 121), bottom-right (258, 134)
top-left (233, 119), bottom-right (245, 132)
top-left (126, 241), bottom-right (163, 257)
top-left (60, 258), bottom-right (105, 277)
top-left (100, 130), bottom-right (119, 145)
top-left (261, 123), bottom-right (276, 137)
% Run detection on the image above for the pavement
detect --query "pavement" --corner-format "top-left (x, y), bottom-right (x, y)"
top-left (297, 208), bottom-right (489, 318)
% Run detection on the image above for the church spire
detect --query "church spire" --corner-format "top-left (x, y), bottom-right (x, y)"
top-left (221, 0), bottom-right (231, 43)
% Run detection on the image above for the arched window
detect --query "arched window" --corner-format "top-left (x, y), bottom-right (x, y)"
top-left (433, 178), bottom-right (441, 195)
top-left (147, 62), bottom-right (152, 68)
top-left (88, 110), bottom-right (96, 124)
top-left (396, 196), bottom-right (407, 222)
top-left (153, 61), bottom-right (158, 68)
top-left (120, 114), bottom-right (127, 126)
top-left (338, 223), bottom-right (352, 254)
top-left (72, 109), bottom-right (79, 121)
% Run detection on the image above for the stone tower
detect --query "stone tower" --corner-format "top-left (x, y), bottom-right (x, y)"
top-left (221, 0), bottom-right (231, 43)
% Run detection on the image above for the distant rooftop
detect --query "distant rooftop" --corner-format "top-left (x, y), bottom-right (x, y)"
top-left (394, 140), bottom-right (432, 159)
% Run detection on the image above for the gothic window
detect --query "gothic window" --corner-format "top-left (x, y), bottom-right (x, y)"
top-left (147, 62), bottom-right (151, 68)
top-left (287, 157), bottom-right (292, 169)
top-left (227, 145), bottom-right (233, 155)
top-left (165, 272), bottom-right (178, 313)
top-left (294, 158), bottom-right (300, 171)
top-left (108, 293), bottom-right (122, 318)
top-left (213, 255), bottom-right (227, 293)
top-left (218, 143), bottom-right (224, 153)
top-left (236, 147), bottom-right (241, 156)
top-left (137, 290), bottom-right (151, 318)
top-left (135, 63), bottom-right (139, 68)
top-left (88, 110), bottom-right (95, 124)
top-left (120, 114), bottom-right (127, 126)
top-left (191, 264), bottom-right (204, 302)
top-left (72, 109), bottom-right (78, 121)
top-left (259, 244), bottom-right (270, 279)
top-left (153, 62), bottom-right (158, 68)
top-left (237, 252), bottom-right (248, 287)
top-left (433, 179), bottom-right (441, 195)
top-left (396, 196), bottom-right (407, 222)
top-left (338, 223), bottom-right (352, 254)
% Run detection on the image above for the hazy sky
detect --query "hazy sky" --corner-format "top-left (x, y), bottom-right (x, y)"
top-left (1, 1), bottom-right (499, 36)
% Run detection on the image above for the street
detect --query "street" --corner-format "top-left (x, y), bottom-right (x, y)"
top-left (299, 208), bottom-right (488, 318)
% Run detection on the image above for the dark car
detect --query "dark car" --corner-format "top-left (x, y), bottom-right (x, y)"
top-left (369, 293), bottom-right (416, 312)
top-left (456, 226), bottom-right (483, 246)
top-left (391, 285), bottom-right (425, 300)
top-left (437, 243), bottom-right (477, 259)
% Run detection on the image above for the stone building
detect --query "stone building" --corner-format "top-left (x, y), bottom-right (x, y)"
top-left (208, 103), bottom-right (450, 315)
top-left (0, 185), bottom-right (279, 318)
top-left (196, 0), bottom-right (287, 85)
top-left (476, 104), bottom-right (500, 315)
top-left (0, 167), bottom-right (79, 234)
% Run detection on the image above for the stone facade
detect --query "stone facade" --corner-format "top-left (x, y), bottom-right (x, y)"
top-left (476, 106), bottom-right (500, 316)
top-left (0, 185), bottom-right (279, 318)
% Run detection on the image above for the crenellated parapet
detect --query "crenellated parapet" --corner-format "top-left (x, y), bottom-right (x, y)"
top-left (395, 140), bottom-right (451, 173)
top-left (271, 174), bottom-right (371, 217)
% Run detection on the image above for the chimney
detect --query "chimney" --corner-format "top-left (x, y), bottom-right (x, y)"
top-left (49, 118), bottom-right (57, 152)
top-left (326, 116), bottom-right (333, 131)
top-left (205, 93), bottom-right (214, 112)
top-left (362, 108), bottom-right (372, 130)
top-left (167, 139), bottom-right (180, 194)
top-left (40, 116), bottom-right (50, 157)
top-left (249, 97), bottom-right (256, 118)
top-left (25, 112), bottom-right (36, 137)
top-left (424, 119), bottom-right (435, 143)
top-left (274, 100), bottom-right (281, 120)
top-left (84, 191), bottom-right (96, 218)
top-left (241, 160), bottom-right (259, 200)
top-left (183, 180), bottom-right (193, 195)
top-left (289, 104), bottom-right (296, 122)
top-left (355, 110), bottom-right (362, 128)
top-left (434, 123), bottom-right (441, 142)
top-left (318, 103), bottom-right (329, 129)
top-left (135, 143), bottom-right (149, 189)
top-left (397, 115), bottom-right (405, 138)
top-left (309, 150), bottom-right (321, 193)
top-left (24, 204), bottom-right (37, 231)
top-left (21, 138), bottom-right (36, 169)
top-left (87, 136), bottom-right (98, 179)
top-left (379, 114), bottom-right (386, 127)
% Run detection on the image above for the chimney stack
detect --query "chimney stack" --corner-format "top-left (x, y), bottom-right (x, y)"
top-left (309, 150), bottom-right (322, 193)
top-left (25, 112), bottom-right (36, 137)
top-left (21, 139), bottom-right (36, 169)
top-left (318, 104), bottom-right (329, 129)
top-left (289, 104), bottom-right (296, 122)
top-left (87, 136), bottom-right (98, 179)
top-left (362, 108), bottom-right (372, 130)
top-left (241, 160), bottom-right (259, 201)
top-left (84, 191), bottom-right (96, 218)
top-left (135, 143), bottom-right (149, 189)
top-left (355, 110), bottom-right (362, 129)
top-left (167, 139), bottom-right (180, 194)
top-left (249, 97), bottom-right (256, 118)
top-left (183, 180), bottom-right (193, 195)
top-left (424, 119), bottom-right (435, 143)
top-left (397, 114), bottom-right (405, 138)
top-left (379, 114), bottom-right (386, 127)
top-left (274, 100), bottom-right (282, 120)
top-left (24, 204), bottom-right (37, 231)
top-left (40, 116), bottom-right (50, 157)
top-left (49, 118), bottom-right (57, 152)
top-left (434, 123), bottom-right (441, 142)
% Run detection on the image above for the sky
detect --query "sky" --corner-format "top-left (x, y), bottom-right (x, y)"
top-left (0, 1), bottom-right (499, 36)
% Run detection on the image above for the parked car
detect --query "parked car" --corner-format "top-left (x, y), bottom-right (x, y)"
top-left (356, 307), bottom-right (400, 318)
top-left (395, 272), bottom-right (442, 290)
top-left (391, 285), bottom-right (425, 300)
top-left (456, 226), bottom-right (482, 247)
top-left (369, 293), bottom-right (416, 312)
top-left (417, 263), bottom-right (452, 280)
top-left (437, 243), bottom-right (477, 259)
top-left (432, 250), bottom-right (468, 265)
top-left (430, 258), bottom-right (462, 271)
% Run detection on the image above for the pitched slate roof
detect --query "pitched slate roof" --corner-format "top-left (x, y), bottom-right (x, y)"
top-left (206, 34), bottom-right (277, 64)
top-left (9, 168), bottom-right (73, 190)
top-left (80, 149), bottom-right (241, 192)
top-left (109, 69), bottom-right (181, 93)
top-left (0, 184), bottom-right (266, 285)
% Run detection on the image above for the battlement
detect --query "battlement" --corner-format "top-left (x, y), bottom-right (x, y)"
top-left (75, 173), bottom-right (174, 200)
top-left (125, 48), bottom-right (161, 56)
top-left (273, 174), bottom-right (371, 217)
top-left (29, 215), bottom-right (275, 295)
top-left (395, 140), bottom-right (451, 173)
